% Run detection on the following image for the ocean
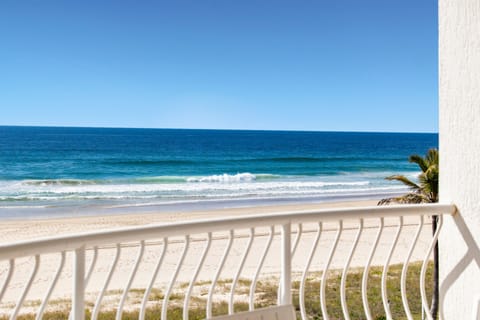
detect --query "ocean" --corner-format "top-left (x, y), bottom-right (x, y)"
top-left (0, 126), bottom-right (437, 219)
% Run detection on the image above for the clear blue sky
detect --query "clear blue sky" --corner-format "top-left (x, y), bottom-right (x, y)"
top-left (0, 1), bottom-right (438, 132)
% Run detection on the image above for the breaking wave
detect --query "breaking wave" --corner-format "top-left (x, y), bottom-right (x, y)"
top-left (0, 171), bottom-right (411, 204)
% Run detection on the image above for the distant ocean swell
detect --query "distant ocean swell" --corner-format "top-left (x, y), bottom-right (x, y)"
top-left (103, 156), bottom-right (407, 165)
top-left (18, 173), bottom-right (277, 185)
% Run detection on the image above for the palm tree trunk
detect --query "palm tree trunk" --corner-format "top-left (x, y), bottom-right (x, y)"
top-left (430, 215), bottom-right (439, 319)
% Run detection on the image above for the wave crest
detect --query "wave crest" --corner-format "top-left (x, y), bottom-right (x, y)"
top-left (187, 173), bottom-right (257, 183)
top-left (22, 179), bottom-right (98, 186)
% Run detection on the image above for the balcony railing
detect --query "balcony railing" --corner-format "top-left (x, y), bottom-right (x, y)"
top-left (0, 203), bottom-right (456, 320)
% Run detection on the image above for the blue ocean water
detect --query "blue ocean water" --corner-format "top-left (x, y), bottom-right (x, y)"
top-left (0, 126), bottom-right (437, 218)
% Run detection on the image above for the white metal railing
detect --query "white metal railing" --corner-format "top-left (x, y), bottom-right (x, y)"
top-left (0, 203), bottom-right (456, 319)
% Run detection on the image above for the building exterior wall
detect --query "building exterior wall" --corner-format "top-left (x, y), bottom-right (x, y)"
top-left (439, 0), bottom-right (480, 319)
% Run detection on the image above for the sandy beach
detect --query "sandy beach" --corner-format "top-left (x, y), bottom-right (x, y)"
top-left (0, 200), bottom-right (435, 314)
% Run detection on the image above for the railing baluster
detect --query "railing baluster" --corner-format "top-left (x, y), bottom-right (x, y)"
top-left (184, 233), bottom-right (212, 320)
top-left (420, 215), bottom-right (443, 320)
top-left (341, 219), bottom-right (363, 320)
top-left (381, 217), bottom-right (403, 320)
top-left (249, 225), bottom-right (274, 311)
top-left (362, 218), bottom-right (384, 320)
top-left (0, 259), bottom-right (14, 304)
top-left (92, 244), bottom-right (121, 320)
top-left (67, 247), bottom-right (95, 320)
top-left (279, 222), bottom-right (292, 306)
top-left (116, 241), bottom-right (145, 320)
top-left (278, 223), bottom-right (298, 305)
top-left (10, 255), bottom-right (40, 320)
top-left (140, 237), bottom-right (168, 320)
top-left (291, 223), bottom-right (303, 257)
top-left (161, 235), bottom-right (189, 320)
top-left (84, 246), bottom-right (98, 288)
top-left (229, 228), bottom-right (254, 314)
top-left (320, 221), bottom-right (343, 320)
top-left (36, 252), bottom-right (66, 320)
top-left (207, 230), bottom-right (234, 319)
top-left (72, 247), bottom-right (85, 320)
top-left (300, 222), bottom-right (322, 320)
top-left (401, 216), bottom-right (424, 320)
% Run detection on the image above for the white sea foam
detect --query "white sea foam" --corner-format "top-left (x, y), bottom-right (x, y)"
top-left (0, 170), bottom-right (417, 205)
top-left (186, 173), bottom-right (257, 183)
top-left (0, 177), bottom-right (408, 203)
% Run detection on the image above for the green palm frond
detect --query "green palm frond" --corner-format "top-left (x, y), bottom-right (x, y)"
top-left (426, 148), bottom-right (439, 167)
top-left (409, 154), bottom-right (429, 172)
top-left (420, 166), bottom-right (439, 198)
top-left (386, 175), bottom-right (421, 190)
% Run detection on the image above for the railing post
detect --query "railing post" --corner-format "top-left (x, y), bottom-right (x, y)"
top-left (280, 222), bottom-right (292, 305)
top-left (72, 247), bottom-right (85, 320)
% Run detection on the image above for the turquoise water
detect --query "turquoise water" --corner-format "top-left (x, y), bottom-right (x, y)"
top-left (0, 126), bottom-right (437, 218)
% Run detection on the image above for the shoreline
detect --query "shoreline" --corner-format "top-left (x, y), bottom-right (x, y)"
top-left (0, 193), bottom-right (398, 221)
top-left (0, 199), bottom-right (379, 243)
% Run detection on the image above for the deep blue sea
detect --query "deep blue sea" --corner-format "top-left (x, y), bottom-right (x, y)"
top-left (0, 126), bottom-right (438, 218)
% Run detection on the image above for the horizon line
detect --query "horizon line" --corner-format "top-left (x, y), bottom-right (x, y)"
top-left (0, 124), bottom-right (438, 135)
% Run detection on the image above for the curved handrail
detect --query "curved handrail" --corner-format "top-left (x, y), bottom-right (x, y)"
top-left (0, 204), bottom-right (456, 261)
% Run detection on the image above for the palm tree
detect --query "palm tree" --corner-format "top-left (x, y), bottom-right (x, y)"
top-left (378, 148), bottom-right (439, 318)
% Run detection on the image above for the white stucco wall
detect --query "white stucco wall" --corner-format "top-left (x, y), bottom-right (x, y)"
top-left (439, 0), bottom-right (480, 319)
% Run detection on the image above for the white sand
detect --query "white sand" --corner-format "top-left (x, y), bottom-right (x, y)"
top-left (0, 200), bottom-right (434, 314)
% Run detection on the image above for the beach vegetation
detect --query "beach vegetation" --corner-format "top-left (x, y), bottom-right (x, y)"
top-left (1, 261), bottom-right (433, 320)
